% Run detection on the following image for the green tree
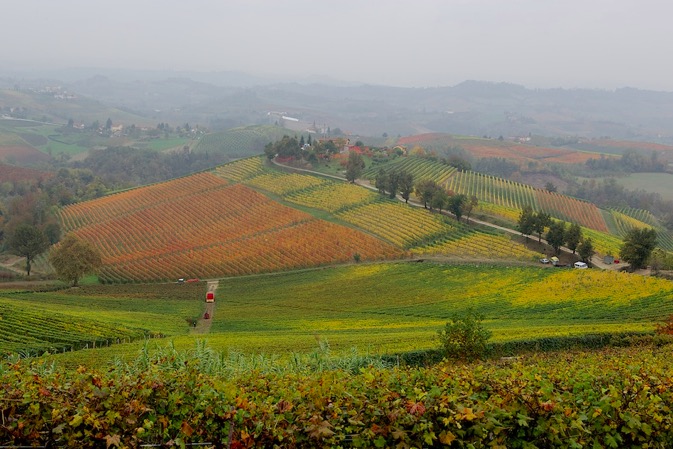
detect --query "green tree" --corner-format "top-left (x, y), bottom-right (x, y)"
top-left (375, 169), bottom-right (388, 195)
top-left (533, 211), bottom-right (551, 243)
top-left (386, 171), bottom-right (400, 199)
top-left (437, 309), bottom-right (492, 361)
top-left (430, 189), bottom-right (449, 213)
top-left (414, 179), bottom-right (440, 209)
top-left (345, 151), bottom-right (365, 183)
top-left (620, 228), bottom-right (658, 270)
top-left (577, 237), bottom-right (595, 264)
top-left (9, 224), bottom-right (48, 276)
top-left (545, 220), bottom-right (566, 255)
top-left (565, 223), bottom-right (582, 254)
top-left (397, 170), bottom-right (414, 203)
top-left (464, 195), bottom-right (479, 223)
top-left (517, 205), bottom-right (535, 239)
top-left (49, 234), bottom-right (102, 286)
top-left (447, 194), bottom-right (467, 221)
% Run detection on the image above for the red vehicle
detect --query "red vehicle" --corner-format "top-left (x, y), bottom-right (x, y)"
top-left (206, 291), bottom-right (215, 303)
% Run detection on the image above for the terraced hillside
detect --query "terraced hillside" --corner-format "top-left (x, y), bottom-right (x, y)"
top-left (58, 170), bottom-right (405, 282)
top-left (216, 157), bottom-right (540, 260)
top-left (368, 155), bottom-right (673, 255)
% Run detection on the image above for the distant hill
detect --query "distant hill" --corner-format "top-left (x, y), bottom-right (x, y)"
top-left (6, 70), bottom-right (673, 142)
top-left (0, 88), bottom-right (152, 127)
top-left (194, 125), bottom-right (297, 158)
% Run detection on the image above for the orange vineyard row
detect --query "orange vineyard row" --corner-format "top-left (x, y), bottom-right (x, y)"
top-left (58, 173), bottom-right (405, 282)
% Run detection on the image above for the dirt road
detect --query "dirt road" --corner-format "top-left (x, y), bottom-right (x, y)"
top-left (191, 280), bottom-right (219, 334)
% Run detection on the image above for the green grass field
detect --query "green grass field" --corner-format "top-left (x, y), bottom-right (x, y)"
top-left (25, 261), bottom-right (672, 368)
top-left (616, 173), bottom-right (673, 201)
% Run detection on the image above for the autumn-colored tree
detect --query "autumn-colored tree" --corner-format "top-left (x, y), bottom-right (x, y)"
top-left (49, 234), bottom-right (102, 286)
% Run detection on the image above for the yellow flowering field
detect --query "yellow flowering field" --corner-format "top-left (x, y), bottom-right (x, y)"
top-left (513, 269), bottom-right (672, 307)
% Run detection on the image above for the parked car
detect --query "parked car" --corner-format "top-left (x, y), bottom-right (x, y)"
top-left (540, 258), bottom-right (550, 264)
top-left (573, 261), bottom-right (588, 269)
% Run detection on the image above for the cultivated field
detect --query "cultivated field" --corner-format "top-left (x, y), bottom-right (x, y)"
top-left (9, 261), bottom-right (667, 367)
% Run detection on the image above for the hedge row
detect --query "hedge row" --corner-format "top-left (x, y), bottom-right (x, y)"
top-left (2, 344), bottom-right (673, 448)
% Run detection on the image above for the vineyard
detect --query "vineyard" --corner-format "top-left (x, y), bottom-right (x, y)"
top-left (363, 155), bottom-right (456, 186)
top-left (446, 170), bottom-right (610, 232)
top-left (284, 180), bottom-right (378, 212)
top-left (0, 297), bottom-right (148, 356)
top-left (213, 156), bottom-right (266, 182)
top-left (219, 160), bottom-right (466, 250)
top-left (446, 170), bottom-right (539, 210)
top-left (5, 344), bottom-right (673, 447)
top-left (414, 230), bottom-right (544, 261)
top-left (3, 261), bottom-right (664, 366)
top-left (608, 208), bottom-right (673, 252)
top-left (396, 133), bottom-right (605, 166)
top-left (58, 171), bottom-right (405, 282)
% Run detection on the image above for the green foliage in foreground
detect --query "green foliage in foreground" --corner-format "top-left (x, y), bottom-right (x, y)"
top-left (438, 310), bottom-right (492, 361)
top-left (3, 344), bottom-right (673, 447)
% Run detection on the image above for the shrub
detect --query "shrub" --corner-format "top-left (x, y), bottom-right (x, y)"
top-left (437, 309), bottom-right (492, 361)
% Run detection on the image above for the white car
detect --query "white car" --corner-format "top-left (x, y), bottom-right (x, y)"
top-left (540, 258), bottom-right (550, 264)
top-left (573, 261), bottom-right (588, 269)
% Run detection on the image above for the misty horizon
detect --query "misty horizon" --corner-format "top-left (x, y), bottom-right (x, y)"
top-left (3, 0), bottom-right (673, 92)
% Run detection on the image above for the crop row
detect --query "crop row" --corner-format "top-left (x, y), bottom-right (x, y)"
top-left (244, 170), bottom-right (328, 195)
top-left (446, 171), bottom-right (610, 233)
top-left (447, 170), bottom-right (538, 211)
top-left (612, 207), bottom-right (658, 226)
top-left (580, 227), bottom-right (624, 257)
top-left (284, 180), bottom-right (379, 212)
top-left (213, 156), bottom-right (266, 182)
top-left (230, 167), bottom-right (463, 250)
top-left (535, 189), bottom-right (609, 232)
top-left (71, 183), bottom-right (310, 262)
top-left (610, 209), bottom-right (653, 236)
top-left (59, 172), bottom-right (229, 231)
top-left (104, 220), bottom-right (401, 282)
top-left (414, 232), bottom-right (544, 261)
top-left (59, 174), bottom-right (404, 282)
top-left (98, 219), bottom-right (405, 282)
top-left (0, 298), bottom-right (146, 356)
top-left (363, 156), bottom-right (456, 186)
top-left (336, 201), bottom-right (456, 248)
top-left (473, 202), bottom-right (522, 224)
top-left (609, 208), bottom-right (673, 251)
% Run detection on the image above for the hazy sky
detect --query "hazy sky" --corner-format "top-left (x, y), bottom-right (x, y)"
top-left (4, 0), bottom-right (673, 90)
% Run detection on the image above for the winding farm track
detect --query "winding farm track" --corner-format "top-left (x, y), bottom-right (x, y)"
top-left (191, 280), bottom-right (219, 334)
top-left (270, 158), bottom-right (618, 271)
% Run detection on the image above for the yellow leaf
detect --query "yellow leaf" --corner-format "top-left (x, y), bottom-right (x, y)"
top-left (440, 431), bottom-right (456, 444)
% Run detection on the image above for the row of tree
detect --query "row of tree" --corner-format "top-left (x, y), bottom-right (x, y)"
top-left (517, 206), bottom-right (595, 263)
top-left (518, 205), bottom-right (660, 269)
